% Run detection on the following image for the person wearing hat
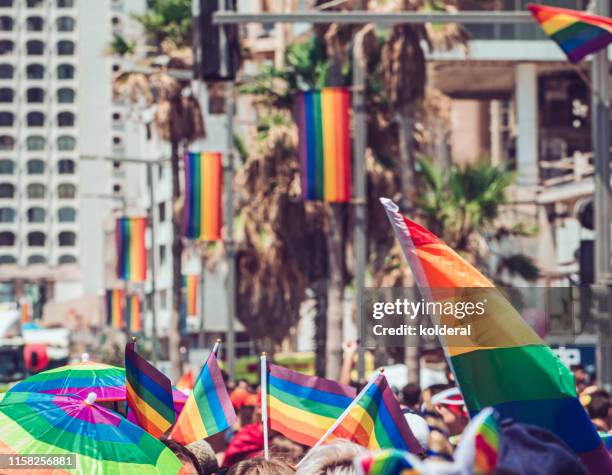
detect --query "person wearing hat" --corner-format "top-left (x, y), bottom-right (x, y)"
top-left (430, 387), bottom-right (468, 437)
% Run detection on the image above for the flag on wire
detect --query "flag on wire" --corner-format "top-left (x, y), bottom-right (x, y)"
top-left (294, 88), bottom-right (352, 202)
top-left (380, 197), bottom-right (612, 475)
top-left (125, 294), bottom-right (142, 334)
top-left (183, 274), bottom-right (199, 317)
top-left (116, 216), bottom-right (148, 282)
top-left (170, 351), bottom-right (236, 444)
top-left (105, 288), bottom-right (124, 329)
top-left (527, 4), bottom-right (612, 63)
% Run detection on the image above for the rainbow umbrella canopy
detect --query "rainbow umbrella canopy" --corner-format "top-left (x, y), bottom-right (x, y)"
top-left (0, 391), bottom-right (182, 474)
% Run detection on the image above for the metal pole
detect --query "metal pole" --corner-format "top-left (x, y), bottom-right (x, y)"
top-left (198, 251), bottom-right (206, 348)
top-left (146, 162), bottom-right (159, 364)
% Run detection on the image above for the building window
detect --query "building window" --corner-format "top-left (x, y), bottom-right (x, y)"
top-left (112, 183), bottom-right (121, 193)
top-left (57, 41), bottom-right (75, 56)
top-left (59, 255), bottom-right (76, 264)
top-left (57, 183), bottom-right (75, 199)
top-left (56, 16), bottom-right (75, 31)
top-left (27, 183), bottom-right (45, 199)
top-left (56, 64), bottom-right (75, 79)
top-left (158, 202), bottom-right (166, 222)
top-left (57, 88), bottom-right (75, 103)
top-left (57, 0), bottom-right (74, 6)
top-left (0, 16), bottom-right (12, 31)
top-left (27, 207), bottom-right (45, 223)
top-left (0, 207), bottom-right (14, 223)
top-left (26, 41), bottom-right (44, 56)
top-left (27, 0), bottom-right (44, 6)
top-left (0, 255), bottom-right (16, 264)
top-left (57, 112), bottom-right (75, 127)
top-left (0, 1), bottom-right (13, 7)
top-left (0, 183), bottom-right (13, 198)
top-left (26, 135), bottom-right (45, 151)
top-left (0, 112), bottom-right (13, 127)
top-left (26, 87), bottom-right (44, 103)
top-left (0, 135), bottom-right (14, 151)
top-left (0, 41), bottom-right (14, 56)
top-left (0, 160), bottom-right (14, 174)
top-left (160, 289), bottom-right (167, 309)
top-left (0, 64), bottom-right (13, 79)
top-left (0, 231), bottom-right (14, 246)
top-left (27, 232), bottom-right (45, 246)
top-left (57, 136), bottom-right (75, 151)
top-left (26, 17), bottom-right (43, 31)
top-left (0, 88), bottom-right (13, 103)
top-left (57, 207), bottom-right (76, 222)
top-left (27, 255), bottom-right (46, 264)
top-left (26, 112), bottom-right (45, 127)
top-left (57, 159), bottom-right (75, 174)
top-left (26, 159), bottom-right (44, 174)
top-left (26, 64), bottom-right (44, 79)
top-left (159, 245), bottom-right (166, 266)
top-left (58, 231), bottom-right (75, 246)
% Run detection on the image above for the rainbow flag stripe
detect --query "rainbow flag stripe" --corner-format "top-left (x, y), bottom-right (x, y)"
top-left (105, 289), bottom-right (124, 329)
top-left (116, 217), bottom-right (147, 282)
top-left (267, 363), bottom-right (356, 447)
top-left (170, 352), bottom-right (236, 444)
top-left (381, 198), bottom-right (612, 475)
top-left (183, 274), bottom-right (199, 317)
top-left (183, 152), bottom-right (223, 241)
top-left (355, 449), bottom-right (420, 475)
top-left (294, 88), bottom-right (352, 202)
top-left (125, 341), bottom-right (175, 438)
top-left (125, 295), bottom-right (142, 334)
top-left (528, 4), bottom-right (612, 63)
top-left (474, 411), bottom-right (499, 474)
top-left (333, 374), bottom-right (423, 454)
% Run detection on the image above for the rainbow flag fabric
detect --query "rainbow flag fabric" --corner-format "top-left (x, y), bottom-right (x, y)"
top-left (183, 274), bottom-right (199, 317)
top-left (333, 373), bottom-right (423, 454)
top-left (125, 294), bottom-right (142, 334)
top-left (105, 289), bottom-right (124, 329)
top-left (125, 341), bottom-right (175, 438)
top-left (116, 217), bottom-right (148, 282)
top-left (294, 88), bottom-right (352, 202)
top-left (267, 363), bottom-right (356, 447)
top-left (380, 197), bottom-right (612, 475)
top-left (183, 152), bottom-right (223, 241)
top-left (354, 449), bottom-right (420, 475)
top-left (169, 351), bottom-right (236, 444)
top-left (527, 4), bottom-right (612, 63)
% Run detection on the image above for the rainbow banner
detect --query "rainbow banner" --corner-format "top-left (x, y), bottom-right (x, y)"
top-left (527, 4), bottom-right (612, 63)
top-left (354, 449), bottom-right (419, 475)
top-left (169, 351), bottom-right (236, 444)
top-left (267, 363), bottom-right (356, 447)
top-left (183, 274), bottom-right (199, 317)
top-left (105, 289), bottom-right (124, 329)
top-left (125, 341), bottom-right (175, 438)
top-left (381, 198), bottom-right (612, 475)
top-left (183, 152), bottom-right (223, 241)
top-left (125, 294), bottom-right (142, 334)
top-left (116, 216), bottom-right (148, 282)
top-left (294, 88), bottom-right (352, 202)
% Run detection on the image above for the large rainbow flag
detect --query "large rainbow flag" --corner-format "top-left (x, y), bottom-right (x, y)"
top-left (527, 4), bottom-right (612, 63)
top-left (183, 274), bottom-right (199, 317)
top-left (380, 197), bottom-right (612, 474)
top-left (266, 363), bottom-right (356, 447)
top-left (183, 152), bottom-right (223, 241)
top-left (125, 341), bottom-right (175, 438)
top-left (169, 351), bottom-right (236, 444)
top-left (105, 288), bottom-right (124, 329)
top-left (125, 294), bottom-right (142, 334)
top-left (294, 88), bottom-right (352, 202)
top-left (116, 217), bottom-right (147, 282)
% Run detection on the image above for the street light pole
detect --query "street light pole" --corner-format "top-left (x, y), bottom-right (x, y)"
top-left (146, 162), bottom-right (159, 364)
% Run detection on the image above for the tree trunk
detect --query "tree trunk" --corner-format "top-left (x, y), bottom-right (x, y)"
top-left (169, 138), bottom-right (183, 381)
top-left (325, 204), bottom-right (344, 379)
top-left (397, 107), bottom-right (417, 213)
top-left (312, 279), bottom-right (327, 378)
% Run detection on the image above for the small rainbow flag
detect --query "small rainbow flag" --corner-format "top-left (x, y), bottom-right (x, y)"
top-left (183, 152), bottom-right (223, 241)
top-left (527, 4), bottom-right (612, 63)
top-left (332, 373), bottom-right (423, 454)
top-left (183, 274), bottom-right (199, 317)
top-left (294, 88), bottom-right (352, 202)
top-left (116, 216), bottom-right (148, 282)
top-left (354, 449), bottom-right (420, 475)
top-left (125, 341), bottom-right (175, 438)
top-left (105, 289), bottom-right (124, 329)
top-left (267, 363), bottom-right (356, 447)
top-left (169, 351), bottom-right (236, 444)
top-left (125, 294), bottom-right (142, 334)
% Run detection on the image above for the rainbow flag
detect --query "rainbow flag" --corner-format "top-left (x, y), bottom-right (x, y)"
top-left (183, 152), bottom-right (223, 241)
top-left (527, 4), bottom-right (612, 63)
top-left (294, 88), bottom-right (352, 202)
top-left (183, 274), bottom-right (199, 317)
top-left (169, 351), bottom-right (236, 444)
top-left (267, 363), bottom-right (356, 447)
top-left (354, 449), bottom-right (420, 475)
top-left (332, 373), bottom-right (423, 454)
top-left (116, 216), bottom-right (148, 282)
top-left (380, 198), bottom-right (612, 475)
top-left (125, 294), bottom-right (142, 334)
top-left (125, 341), bottom-right (175, 438)
top-left (105, 289), bottom-right (124, 329)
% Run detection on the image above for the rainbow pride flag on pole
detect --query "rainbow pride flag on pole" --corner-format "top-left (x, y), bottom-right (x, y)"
top-left (527, 4), bottom-right (612, 63)
top-left (169, 351), bottom-right (236, 444)
top-left (116, 217), bottom-right (148, 282)
top-left (125, 294), bottom-right (142, 334)
top-left (380, 197), bottom-right (612, 474)
top-left (125, 341), bottom-right (175, 438)
top-left (105, 289), bottom-right (124, 329)
top-left (183, 274), bottom-right (199, 317)
top-left (354, 449), bottom-right (419, 475)
top-left (294, 88), bottom-right (352, 202)
top-left (266, 363), bottom-right (356, 447)
top-left (183, 152), bottom-right (223, 241)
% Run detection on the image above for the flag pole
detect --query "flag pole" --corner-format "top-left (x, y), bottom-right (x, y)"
top-left (260, 352), bottom-right (269, 460)
top-left (296, 370), bottom-right (381, 468)
top-left (212, 338), bottom-right (221, 357)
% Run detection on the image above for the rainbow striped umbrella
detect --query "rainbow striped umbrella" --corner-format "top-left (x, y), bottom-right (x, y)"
top-left (0, 391), bottom-right (182, 475)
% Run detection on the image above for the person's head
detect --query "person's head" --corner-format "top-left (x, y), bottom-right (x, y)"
top-left (402, 410), bottom-right (430, 451)
top-left (586, 389), bottom-right (612, 429)
top-left (431, 387), bottom-right (468, 436)
top-left (227, 457), bottom-right (294, 475)
top-left (296, 439), bottom-right (367, 475)
top-left (269, 435), bottom-right (306, 465)
top-left (571, 364), bottom-right (589, 392)
top-left (162, 438), bottom-right (203, 475)
top-left (186, 439), bottom-right (219, 475)
top-left (401, 383), bottom-right (421, 410)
